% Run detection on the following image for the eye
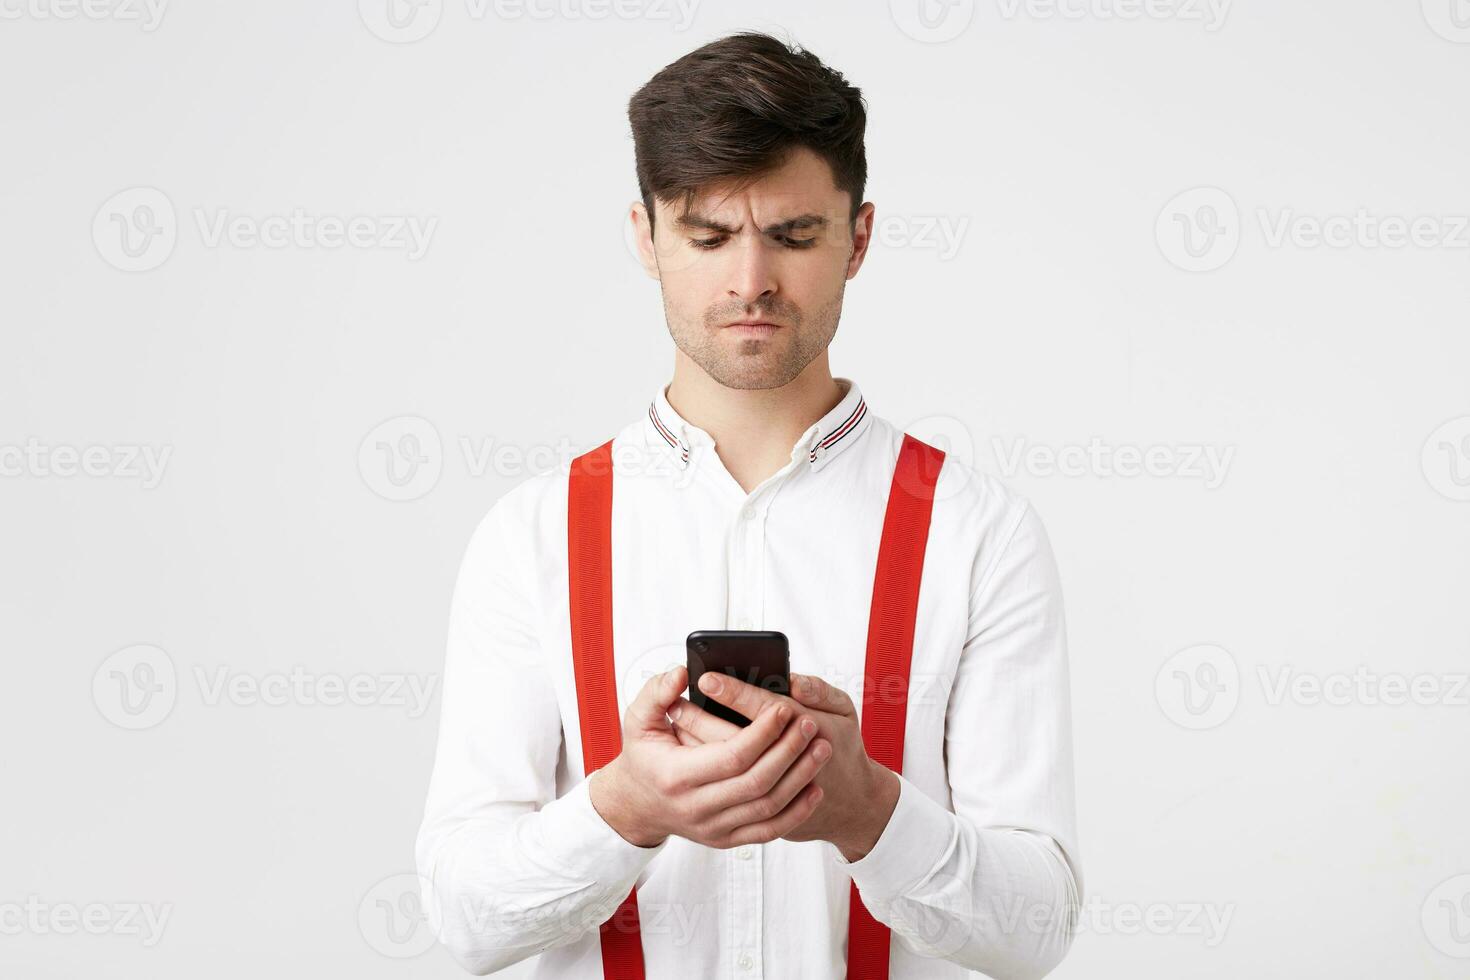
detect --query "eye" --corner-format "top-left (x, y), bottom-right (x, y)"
top-left (780, 236), bottom-right (817, 249)
top-left (690, 237), bottom-right (725, 250)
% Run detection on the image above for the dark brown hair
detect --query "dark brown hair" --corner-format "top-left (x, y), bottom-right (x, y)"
top-left (627, 31), bottom-right (868, 234)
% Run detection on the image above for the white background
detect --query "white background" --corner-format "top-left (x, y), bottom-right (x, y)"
top-left (3, 0), bottom-right (1469, 977)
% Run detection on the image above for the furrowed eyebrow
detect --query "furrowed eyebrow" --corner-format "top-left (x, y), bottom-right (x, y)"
top-left (675, 212), bottom-right (831, 236)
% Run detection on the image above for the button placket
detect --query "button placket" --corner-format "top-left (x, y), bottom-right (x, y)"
top-left (725, 495), bottom-right (766, 977)
top-left (726, 498), bottom-right (767, 633)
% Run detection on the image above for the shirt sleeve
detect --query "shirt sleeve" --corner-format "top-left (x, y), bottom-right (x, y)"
top-left (830, 498), bottom-right (1084, 980)
top-left (413, 488), bottom-right (670, 975)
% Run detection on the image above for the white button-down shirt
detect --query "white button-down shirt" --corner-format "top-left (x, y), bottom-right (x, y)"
top-left (415, 377), bottom-right (1082, 980)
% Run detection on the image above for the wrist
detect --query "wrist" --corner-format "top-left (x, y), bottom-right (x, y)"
top-left (835, 762), bottom-right (899, 862)
top-left (589, 762), bottom-right (667, 849)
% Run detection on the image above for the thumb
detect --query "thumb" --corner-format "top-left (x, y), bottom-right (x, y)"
top-left (627, 665), bottom-right (687, 730)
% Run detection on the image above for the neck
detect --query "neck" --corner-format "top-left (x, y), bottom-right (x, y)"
top-left (665, 351), bottom-right (845, 494)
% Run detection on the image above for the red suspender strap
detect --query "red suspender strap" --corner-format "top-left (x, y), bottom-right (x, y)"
top-left (567, 439), bottom-right (647, 980)
top-left (846, 433), bottom-right (947, 980)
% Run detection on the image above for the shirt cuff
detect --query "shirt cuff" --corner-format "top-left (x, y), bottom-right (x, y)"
top-left (830, 773), bottom-right (956, 911)
top-left (523, 772), bottom-right (670, 886)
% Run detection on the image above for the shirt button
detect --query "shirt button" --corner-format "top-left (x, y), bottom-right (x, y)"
top-left (738, 952), bottom-right (754, 970)
top-left (736, 845), bottom-right (753, 860)
top-left (739, 505), bottom-right (755, 521)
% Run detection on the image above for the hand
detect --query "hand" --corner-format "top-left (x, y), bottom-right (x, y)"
top-left (668, 671), bottom-right (900, 861)
top-left (588, 666), bottom-right (832, 850)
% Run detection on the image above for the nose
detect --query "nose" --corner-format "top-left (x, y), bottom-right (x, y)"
top-left (726, 235), bottom-right (778, 307)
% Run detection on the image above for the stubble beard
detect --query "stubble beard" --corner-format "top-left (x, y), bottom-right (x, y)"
top-left (663, 288), bottom-right (844, 391)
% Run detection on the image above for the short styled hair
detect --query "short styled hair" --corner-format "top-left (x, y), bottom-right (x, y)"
top-left (627, 31), bottom-right (868, 234)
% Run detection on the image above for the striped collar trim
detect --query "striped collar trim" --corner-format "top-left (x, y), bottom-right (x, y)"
top-left (809, 388), bottom-right (868, 465)
top-left (647, 400), bottom-right (690, 464)
top-left (645, 377), bottom-right (872, 472)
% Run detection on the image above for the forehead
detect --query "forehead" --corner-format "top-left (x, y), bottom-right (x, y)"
top-left (660, 146), bottom-right (847, 223)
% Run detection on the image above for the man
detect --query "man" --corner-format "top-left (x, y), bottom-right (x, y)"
top-left (415, 30), bottom-right (1082, 980)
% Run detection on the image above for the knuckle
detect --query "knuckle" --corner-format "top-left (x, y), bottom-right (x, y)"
top-left (732, 771), bottom-right (764, 803)
top-left (720, 745), bottom-right (747, 779)
top-left (749, 795), bottom-right (777, 822)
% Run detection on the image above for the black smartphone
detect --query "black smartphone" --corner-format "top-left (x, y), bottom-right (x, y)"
top-left (685, 630), bottom-right (791, 728)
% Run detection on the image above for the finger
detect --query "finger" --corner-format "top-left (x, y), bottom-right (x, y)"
top-left (723, 782), bottom-right (825, 848)
top-left (790, 672), bottom-right (856, 717)
top-left (672, 724), bottom-right (704, 748)
top-left (692, 711), bottom-right (819, 813)
top-left (669, 696), bottom-right (743, 744)
top-left (711, 734), bottom-right (832, 834)
top-left (677, 699), bottom-right (792, 788)
top-left (697, 671), bottom-right (793, 726)
top-left (627, 666), bottom-right (688, 731)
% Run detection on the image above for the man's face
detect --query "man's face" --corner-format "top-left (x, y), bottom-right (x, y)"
top-left (633, 146), bottom-right (875, 390)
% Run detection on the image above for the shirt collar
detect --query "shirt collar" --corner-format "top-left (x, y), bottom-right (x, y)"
top-left (645, 377), bottom-right (871, 474)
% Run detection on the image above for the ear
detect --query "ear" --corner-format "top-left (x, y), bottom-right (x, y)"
top-left (630, 201), bottom-right (662, 282)
top-left (845, 200), bottom-right (876, 280)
